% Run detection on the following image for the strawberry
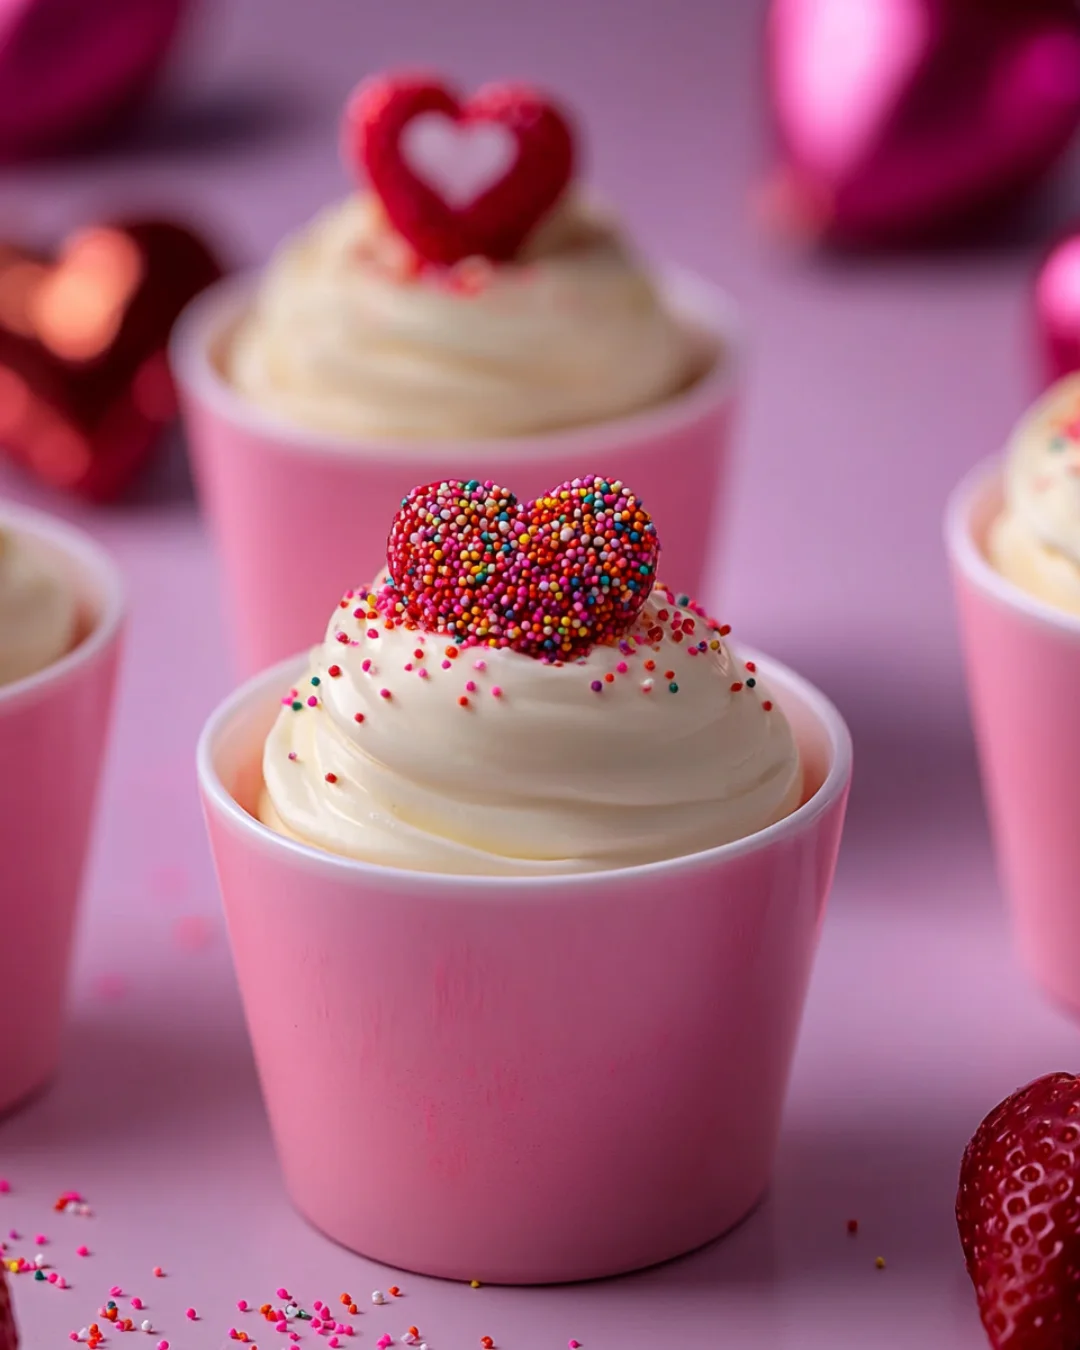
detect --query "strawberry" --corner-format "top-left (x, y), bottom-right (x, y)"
top-left (0, 1262), bottom-right (16, 1350)
top-left (957, 1072), bottom-right (1080, 1348)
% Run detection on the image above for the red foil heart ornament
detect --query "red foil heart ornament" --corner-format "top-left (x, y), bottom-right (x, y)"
top-left (766, 0), bottom-right (1080, 247)
top-left (0, 1262), bottom-right (15, 1350)
top-left (0, 0), bottom-right (190, 160)
top-left (0, 220), bottom-right (222, 501)
top-left (385, 476), bottom-right (659, 659)
top-left (1036, 227), bottom-right (1080, 385)
top-left (345, 73), bottom-right (576, 266)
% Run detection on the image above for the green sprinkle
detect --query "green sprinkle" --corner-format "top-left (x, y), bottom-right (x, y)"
top-left (668, 681), bottom-right (679, 693)
top-left (310, 676), bottom-right (321, 686)
top-left (291, 701), bottom-right (303, 712)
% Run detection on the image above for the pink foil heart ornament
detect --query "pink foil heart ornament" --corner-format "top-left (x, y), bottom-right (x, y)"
top-left (1036, 226), bottom-right (1080, 386)
top-left (0, 0), bottom-right (190, 161)
top-left (766, 0), bottom-right (1080, 247)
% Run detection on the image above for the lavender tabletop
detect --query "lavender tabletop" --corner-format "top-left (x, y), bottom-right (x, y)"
top-left (1, 1), bottom-right (1076, 1346)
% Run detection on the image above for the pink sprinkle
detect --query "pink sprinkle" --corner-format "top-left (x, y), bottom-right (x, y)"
top-left (276, 1320), bottom-right (288, 1331)
top-left (47, 1272), bottom-right (58, 1284)
top-left (418, 668), bottom-right (428, 679)
top-left (69, 1334), bottom-right (78, 1342)
top-left (35, 1234), bottom-right (47, 1245)
top-left (616, 662), bottom-right (628, 674)
top-left (7, 1231), bottom-right (16, 1240)
top-left (378, 1338), bottom-right (393, 1349)
top-left (157, 1342), bottom-right (169, 1350)
top-left (465, 681), bottom-right (476, 693)
top-left (362, 659), bottom-right (372, 672)
top-left (237, 1300), bottom-right (248, 1311)
top-left (153, 1266), bottom-right (164, 1277)
top-left (367, 628), bottom-right (380, 639)
top-left (570, 1342), bottom-right (581, 1348)
top-left (288, 751), bottom-right (297, 761)
top-left (0, 1180), bottom-right (9, 1193)
top-left (131, 1297), bottom-right (143, 1309)
top-left (186, 1307), bottom-right (197, 1319)
top-left (56, 1276), bottom-right (66, 1288)
top-left (276, 1289), bottom-right (290, 1300)
top-left (379, 688), bottom-right (392, 699)
top-left (441, 659), bottom-right (451, 669)
top-left (307, 695), bottom-right (318, 707)
top-left (109, 1285), bottom-right (122, 1296)
top-left (330, 1340), bottom-right (340, 1348)
top-left (491, 686), bottom-right (502, 698)
top-left (473, 660), bottom-right (487, 671)
top-left (76, 1246), bottom-right (89, 1257)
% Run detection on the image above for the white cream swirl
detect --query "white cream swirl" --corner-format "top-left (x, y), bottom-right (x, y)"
top-left (229, 193), bottom-right (707, 439)
top-left (259, 580), bottom-right (803, 875)
top-left (0, 526), bottom-right (78, 687)
top-left (990, 374), bottom-right (1080, 617)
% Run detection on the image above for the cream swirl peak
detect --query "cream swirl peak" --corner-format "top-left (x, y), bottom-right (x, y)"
top-left (0, 525), bottom-right (78, 687)
top-left (228, 192), bottom-right (703, 440)
top-left (990, 374), bottom-right (1080, 617)
top-left (260, 577), bottom-right (802, 875)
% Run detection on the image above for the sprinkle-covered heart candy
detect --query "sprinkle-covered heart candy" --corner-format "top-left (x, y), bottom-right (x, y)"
top-left (386, 476), bottom-right (659, 658)
top-left (344, 72), bottom-right (576, 267)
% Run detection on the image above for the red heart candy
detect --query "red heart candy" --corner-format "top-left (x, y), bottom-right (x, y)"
top-left (0, 219), bottom-right (222, 501)
top-left (344, 72), bottom-right (576, 267)
top-left (385, 476), bottom-right (659, 659)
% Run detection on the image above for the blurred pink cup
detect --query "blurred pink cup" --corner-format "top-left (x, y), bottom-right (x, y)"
top-left (0, 502), bottom-right (124, 1115)
top-left (197, 647), bottom-right (850, 1283)
top-left (948, 461), bottom-right (1080, 1012)
top-left (172, 270), bottom-right (741, 678)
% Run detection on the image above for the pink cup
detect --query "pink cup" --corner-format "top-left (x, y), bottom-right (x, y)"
top-left (948, 461), bottom-right (1080, 1011)
top-left (172, 270), bottom-right (741, 678)
top-left (0, 503), bottom-right (124, 1115)
top-left (197, 648), bottom-right (851, 1283)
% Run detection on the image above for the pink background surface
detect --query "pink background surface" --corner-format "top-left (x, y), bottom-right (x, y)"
top-left (2, 1), bottom-right (1080, 1346)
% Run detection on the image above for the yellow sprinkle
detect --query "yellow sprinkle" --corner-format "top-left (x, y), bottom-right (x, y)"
top-left (470, 1279), bottom-right (482, 1289)
top-left (875, 1257), bottom-right (886, 1270)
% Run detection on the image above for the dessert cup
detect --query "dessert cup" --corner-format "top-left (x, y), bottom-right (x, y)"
top-left (948, 461), bottom-right (1080, 1012)
top-left (0, 502), bottom-right (124, 1116)
top-left (172, 269), bottom-right (741, 677)
top-left (197, 647), bottom-right (851, 1284)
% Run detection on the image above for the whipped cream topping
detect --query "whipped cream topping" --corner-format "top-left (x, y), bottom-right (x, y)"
top-left (0, 525), bottom-right (78, 687)
top-left (259, 579), bottom-right (803, 876)
top-left (990, 374), bottom-right (1080, 617)
top-left (229, 193), bottom-right (707, 440)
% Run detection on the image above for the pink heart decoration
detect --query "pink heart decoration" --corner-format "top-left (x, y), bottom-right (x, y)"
top-left (766, 0), bottom-right (1080, 246)
top-left (1037, 226), bottom-right (1080, 385)
top-left (344, 72), bottom-right (576, 267)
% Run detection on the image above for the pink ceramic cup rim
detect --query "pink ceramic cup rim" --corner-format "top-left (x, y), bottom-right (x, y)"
top-left (196, 644), bottom-right (852, 896)
top-left (169, 266), bottom-right (743, 465)
top-left (0, 500), bottom-right (125, 714)
top-left (945, 457), bottom-right (1080, 645)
